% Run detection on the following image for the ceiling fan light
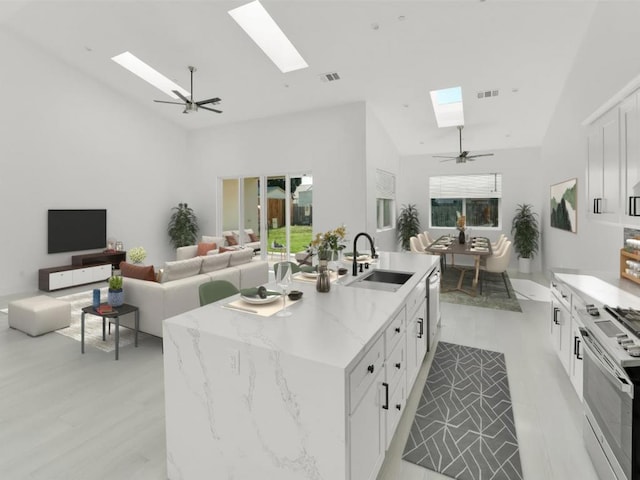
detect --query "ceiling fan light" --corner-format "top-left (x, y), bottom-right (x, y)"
top-left (229, 0), bottom-right (308, 73)
top-left (111, 51), bottom-right (189, 100)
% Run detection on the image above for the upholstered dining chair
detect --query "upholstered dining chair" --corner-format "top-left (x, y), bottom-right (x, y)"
top-left (410, 236), bottom-right (427, 253)
top-left (199, 280), bottom-right (240, 306)
top-left (273, 261), bottom-right (301, 278)
top-left (491, 234), bottom-right (507, 251)
top-left (417, 232), bottom-right (430, 249)
top-left (480, 241), bottom-right (513, 297)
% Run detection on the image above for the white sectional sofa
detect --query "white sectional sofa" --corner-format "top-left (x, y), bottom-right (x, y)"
top-left (121, 248), bottom-right (268, 338)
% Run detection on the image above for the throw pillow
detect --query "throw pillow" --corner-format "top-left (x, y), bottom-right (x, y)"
top-left (119, 261), bottom-right (156, 282)
top-left (248, 232), bottom-right (259, 242)
top-left (161, 257), bottom-right (203, 283)
top-left (196, 242), bottom-right (217, 256)
top-left (225, 235), bottom-right (238, 246)
top-left (219, 246), bottom-right (235, 253)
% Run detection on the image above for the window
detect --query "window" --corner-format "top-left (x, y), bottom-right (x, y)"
top-left (376, 169), bottom-right (395, 230)
top-left (429, 173), bottom-right (502, 229)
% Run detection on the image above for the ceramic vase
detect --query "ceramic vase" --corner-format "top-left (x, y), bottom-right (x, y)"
top-left (107, 289), bottom-right (124, 307)
top-left (316, 260), bottom-right (331, 293)
top-left (458, 230), bottom-right (466, 244)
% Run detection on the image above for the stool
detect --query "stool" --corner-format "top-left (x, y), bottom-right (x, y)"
top-left (8, 295), bottom-right (71, 336)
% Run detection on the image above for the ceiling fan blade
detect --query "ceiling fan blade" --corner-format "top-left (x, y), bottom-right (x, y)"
top-left (199, 105), bottom-right (223, 113)
top-left (172, 90), bottom-right (191, 103)
top-left (439, 158), bottom-right (456, 162)
top-left (432, 155), bottom-right (458, 159)
top-left (466, 153), bottom-right (495, 158)
top-left (154, 100), bottom-right (186, 105)
top-left (196, 97), bottom-right (221, 106)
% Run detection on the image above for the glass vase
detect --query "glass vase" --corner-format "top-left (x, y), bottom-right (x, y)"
top-left (458, 230), bottom-right (466, 244)
top-left (316, 260), bottom-right (331, 293)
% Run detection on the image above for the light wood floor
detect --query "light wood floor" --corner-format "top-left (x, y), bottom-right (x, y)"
top-left (0, 273), bottom-right (598, 480)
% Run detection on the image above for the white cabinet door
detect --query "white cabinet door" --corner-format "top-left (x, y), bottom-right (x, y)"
top-left (587, 107), bottom-right (620, 220)
top-left (49, 271), bottom-right (73, 290)
top-left (72, 268), bottom-right (93, 286)
top-left (350, 373), bottom-right (385, 480)
top-left (570, 321), bottom-right (584, 401)
top-left (92, 264), bottom-right (111, 282)
top-left (406, 299), bottom-right (427, 388)
top-left (385, 372), bottom-right (407, 450)
top-left (550, 297), bottom-right (571, 375)
top-left (622, 92), bottom-right (640, 222)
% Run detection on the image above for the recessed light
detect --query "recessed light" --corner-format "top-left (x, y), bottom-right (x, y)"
top-left (403, 104), bottom-right (409, 108)
top-left (228, 0), bottom-right (308, 73)
top-left (398, 15), bottom-right (406, 21)
top-left (371, 23), bottom-right (380, 30)
top-left (111, 51), bottom-right (189, 100)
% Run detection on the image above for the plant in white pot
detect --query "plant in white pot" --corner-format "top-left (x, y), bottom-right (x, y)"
top-left (511, 203), bottom-right (539, 273)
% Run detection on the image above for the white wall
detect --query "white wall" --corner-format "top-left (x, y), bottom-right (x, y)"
top-left (365, 105), bottom-right (401, 252)
top-left (0, 28), bottom-right (188, 295)
top-left (186, 102), bottom-right (368, 244)
top-left (539, 1), bottom-right (640, 275)
top-left (399, 147), bottom-right (543, 271)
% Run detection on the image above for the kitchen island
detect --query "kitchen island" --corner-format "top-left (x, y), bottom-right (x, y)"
top-left (163, 252), bottom-right (440, 480)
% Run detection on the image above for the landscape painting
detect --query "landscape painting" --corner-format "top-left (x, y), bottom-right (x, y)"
top-left (550, 178), bottom-right (577, 233)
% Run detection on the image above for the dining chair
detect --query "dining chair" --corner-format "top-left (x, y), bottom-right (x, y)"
top-left (479, 241), bottom-right (513, 297)
top-left (491, 234), bottom-right (507, 251)
top-left (273, 261), bottom-right (301, 278)
top-left (423, 231), bottom-right (435, 245)
top-left (417, 232), bottom-right (430, 249)
top-left (199, 280), bottom-right (240, 306)
top-left (410, 236), bottom-right (426, 253)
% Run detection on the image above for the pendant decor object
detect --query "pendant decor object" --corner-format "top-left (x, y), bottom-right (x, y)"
top-left (316, 260), bottom-right (331, 293)
top-left (458, 230), bottom-right (466, 245)
top-left (107, 289), bottom-right (124, 307)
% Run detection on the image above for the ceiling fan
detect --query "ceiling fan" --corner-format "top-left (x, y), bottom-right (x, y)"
top-left (154, 66), bottom-right (222, 114)
top-left (433, 125), bottom-right (494, 163)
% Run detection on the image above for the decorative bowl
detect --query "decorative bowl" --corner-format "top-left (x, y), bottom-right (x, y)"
top-left (288, 290), bottom-right (303, 301)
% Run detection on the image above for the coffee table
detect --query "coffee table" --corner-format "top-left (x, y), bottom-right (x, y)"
top-left (80, 303), bottom-right (139, 360)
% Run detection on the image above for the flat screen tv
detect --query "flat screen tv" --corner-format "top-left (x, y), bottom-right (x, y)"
top-left (48, 209), bottom-right (107, 254)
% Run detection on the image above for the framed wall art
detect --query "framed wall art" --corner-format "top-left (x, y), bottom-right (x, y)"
top-left (550, 178), bottom-right (577, 233)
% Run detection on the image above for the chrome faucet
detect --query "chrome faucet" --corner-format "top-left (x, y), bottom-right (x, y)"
top-left (352, 232), bottom-right (378, 276)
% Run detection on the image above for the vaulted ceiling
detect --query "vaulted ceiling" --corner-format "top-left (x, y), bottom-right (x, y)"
top-left (0, 1), bottom-right (596, 156)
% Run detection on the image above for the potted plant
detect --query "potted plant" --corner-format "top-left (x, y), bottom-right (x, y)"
top-left (511, 203), bottom-right (540, 273)
top-left (107, 275), bottom-right (124, 307)
top-left (168, 202), bottom-right (199, 248)
top-left (396, 204), bottom-right (421, 251)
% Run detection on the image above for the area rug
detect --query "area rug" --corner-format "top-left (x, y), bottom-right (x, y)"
top-left (54, 288), bottom-right (148, 353)
top-left (440, 266), bottom-right (522, 312)
top-left (403, 342), bottom-right (523, 480)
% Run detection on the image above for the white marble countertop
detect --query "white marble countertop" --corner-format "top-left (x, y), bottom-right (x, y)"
top-left (554, 272), bottom-right (640, 309)
top-left (163, 252), bottom-right (440, 371)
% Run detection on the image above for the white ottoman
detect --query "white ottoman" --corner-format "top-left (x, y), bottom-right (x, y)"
top-left (8, 295), bottom-right (71, 337)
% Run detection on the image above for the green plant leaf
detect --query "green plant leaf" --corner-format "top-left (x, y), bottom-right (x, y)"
top-left (396, 204), bottom-right (421, 251)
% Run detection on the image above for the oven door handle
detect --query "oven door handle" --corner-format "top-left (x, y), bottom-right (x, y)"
top-left (581, 336), bottom-right (633, 397)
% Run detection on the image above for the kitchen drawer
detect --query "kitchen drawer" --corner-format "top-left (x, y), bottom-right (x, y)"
top-left (405, 274), bottom-right (427, 316)
top-left (349, 334), bottom-right (385, 414)
top-left (550, 276), bottom-right (571, 310)
top-left (49, 271), bottom-right (73, 290)
top-left (385, 307), bottom-right (406, 354)
top-left (385, 334), bottom-right (406, 393)
top-left (72, 267), bottom-right (94, 285)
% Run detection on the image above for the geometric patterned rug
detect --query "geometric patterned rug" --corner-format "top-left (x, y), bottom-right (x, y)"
top-left (403, 342), bottom-right (523, 480)
top-left (53, 288), bottom-right (150, 353)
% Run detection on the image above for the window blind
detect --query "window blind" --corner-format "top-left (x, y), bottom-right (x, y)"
top-left (429, 173), bottom-right (502, 199)
top-left (376, 169), bottom-right (396, 199)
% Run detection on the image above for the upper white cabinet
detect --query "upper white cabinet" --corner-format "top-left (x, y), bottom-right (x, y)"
top-left (621, 92), bottom-right (640, 223)
top-left (587, 107), bottom-right (620, 221)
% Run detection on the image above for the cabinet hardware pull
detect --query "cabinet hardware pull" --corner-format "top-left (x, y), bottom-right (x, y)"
top-left (395, 403), bottom-right (401, 411)
top-left (551, 282), bottom-right (557, 288)
top-left (395, 362), bottom-right (401, 369)
top-left (576, 337), bottom-right (582, 360)
top-left (395, 327), bottom-right (400, 333)
top-left (553, 307), bottom-right (560, 325)
top-left (417, 318), bottom-right (424, 338)
top-left (367, 364), bottom-right (374, 374)
top-left (382, 382), bottom-right (389, 410)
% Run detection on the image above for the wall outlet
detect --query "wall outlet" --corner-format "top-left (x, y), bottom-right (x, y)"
top-left (228, 348), bottom-right (240, 375)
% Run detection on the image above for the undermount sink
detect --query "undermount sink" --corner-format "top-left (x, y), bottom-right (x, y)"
top-left (347, 269), bottom-right (414, 292)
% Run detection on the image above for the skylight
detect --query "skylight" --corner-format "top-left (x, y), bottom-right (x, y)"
top-left (228, 0), bottom-right (308, 73)
top-left (430, 86), bottom-right (465, 128)
top-left (111, 52), bottom-right (189, 100)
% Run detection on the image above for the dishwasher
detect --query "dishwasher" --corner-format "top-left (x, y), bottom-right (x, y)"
top-left (427, 266), bottom-right (441, 351)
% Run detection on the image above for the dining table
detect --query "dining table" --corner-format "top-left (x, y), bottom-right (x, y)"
top-left (425, 234), bottom-right (493, 296)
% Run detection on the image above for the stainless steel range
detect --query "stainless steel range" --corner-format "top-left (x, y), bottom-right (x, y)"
top-left (577, 304), bottom-right (640, 480)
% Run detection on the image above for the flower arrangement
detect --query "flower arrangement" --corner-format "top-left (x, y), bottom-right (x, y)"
top-left (456, 214), bottom-right (466, 232)
top-left (310, 225), bottom-right (347, 260)
top-left (129, 246), bottom-right (147, 264)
